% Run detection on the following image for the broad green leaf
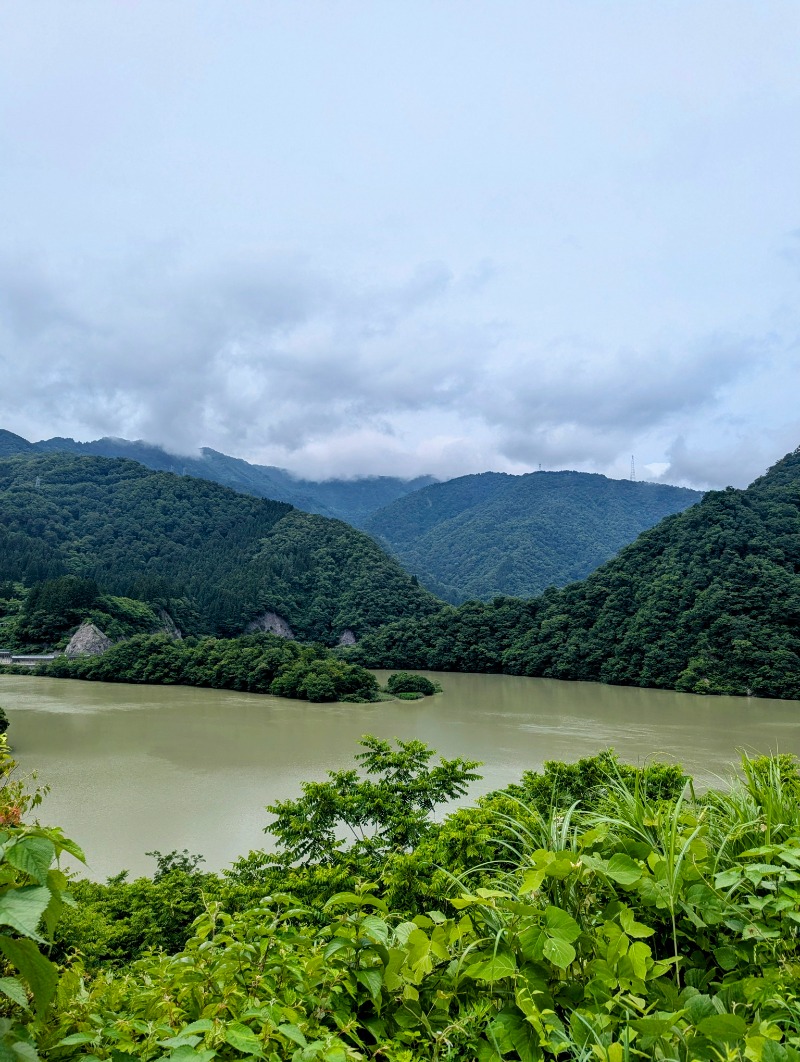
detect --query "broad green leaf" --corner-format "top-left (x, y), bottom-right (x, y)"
top-left (468, 950), bottom-right (517, 982)
top-left (542, 936), bottom-right (576, 969)
top-left (323, 937), bottom-right (354, 960)
top-left (627, 940), bottom-right (650, 980)
top-left (544, 906), bottom-right (581, 943)
top-left (714, 868), bottom-right (741, 889)
top-left (47, 830), bottom-right (86, 864)
top-left (322, 1046), bottom-right (348, 1062)
top-left (4, 838), bottom-right (55, 887)
top-left (277, 1024), bottom-right (307, 1048)
top-left (697, 1014), bottom-right (747, 1041)
top-left (0, 977), bottom-right (28, 1011)
top-left (359, 914), bottom-right (389, 945)
top-left (0, 887), bottom-right (51, 942)
top-left (605, 854), bottom-right (643, 885)
top-left (631, 1013), bottom-right (682, 1036)
top-left (477, 1040), bottom-right (503, 1062)
top-left (618, 906), bottom-right (654, 937)
top-left (519, 922), bottom-right (547, 961)
top-left (684, 993), bottom-right (718, 1024)
top-left (762, 1040), bottom-right (791, 1062)
top-left (356, 968), bottom-right (382, 1000)
top-left (159, 1034), bottom-right (202, 1048)
top-left (225, 1021), bottom-right (264, 1055)
top-left (543, 859), bottom-right (574, 880)
top-left (9, 1043), bottom-right (38, 1062)
top-left (55, 1034), bottom-right (97, 1047)
top-left (0, 936), bottom-right (57, 1016)
top-left (163, 1049), bottom-right (215, 1062)
top-left (179, 1020), bottom-right (214, 1035)
top-left (713, 946), bottom-right (739, 970)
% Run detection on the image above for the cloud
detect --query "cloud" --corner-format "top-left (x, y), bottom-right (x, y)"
top-left (0, 249), bottom-right (484, 459)
top-left (0, 243), bottom-right (797, 490)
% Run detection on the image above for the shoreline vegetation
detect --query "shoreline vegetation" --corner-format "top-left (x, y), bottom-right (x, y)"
top-left (1, 737), bottom-right (800, 1058)
top-left (348, 447), bottom-right (800, 700)
top-left (2, 445), bottom-right (800, 703)
top-left (1, 633), bottom-right (442, 705)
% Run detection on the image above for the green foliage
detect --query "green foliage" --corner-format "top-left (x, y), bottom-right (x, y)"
top-left (36, 748), bottom-right (800, 1061)
top-left (0, 710), bottom-right (7, 737)
top-left (38, 632), bottom-right (381, 703)
top-left (15, 576), bottom-right (100, 647)
top-left (0, 452), bottom-right (439, 645)
top-left (366, 469), bottom-right (701, 602)
top-left (0, 736), bottom-right (83, 1058)
top-left (385, 672), bottom-right (439, 696)
top-left (52, 867), bottom-right (219, 970)
top-left (496, 748), bottom-right (687, 816)
top-left (352, 447), bottom-right (800, 698)
top-left (266, 736), bottom-right (481, 865)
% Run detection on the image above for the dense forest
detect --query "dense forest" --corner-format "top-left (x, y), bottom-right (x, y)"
top-left (3, 734), bottom-right (800, 1059)
top-left (0, 452), bottom-right (438, 645)
top-left (1, 431), bottom-right (709, 605)
top-left (350, 446), bottom-right (800, 699)
top-left (365, 470), bottom-right (701, 602)
top-left (38, 631), bottom-right (382, 704)
top-left (0, 430), bottom-right (434, 527)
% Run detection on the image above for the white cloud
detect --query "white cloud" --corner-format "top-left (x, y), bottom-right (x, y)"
top-left (1, 2), bottom-right (799, 488)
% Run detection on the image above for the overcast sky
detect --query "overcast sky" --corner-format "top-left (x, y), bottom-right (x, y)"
top-left (1, 2), bottom-right (799, 488)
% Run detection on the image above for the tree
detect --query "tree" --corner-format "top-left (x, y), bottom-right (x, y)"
top-left (266, 736), bottom-right (481, 865)
top-left (385, 671), bottom-right (439, 696)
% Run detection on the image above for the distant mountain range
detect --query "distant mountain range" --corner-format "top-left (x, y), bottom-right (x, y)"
top-left (0, 428), bottom-right (703, 603)
top-left (350, 445), bottom-right (800, 699)
top-left (365, 470), bottom-right (702, 601)
top-left (0, 430), bottom-right (433, 527)
top-left (0, 450), bottom-right (438, 644)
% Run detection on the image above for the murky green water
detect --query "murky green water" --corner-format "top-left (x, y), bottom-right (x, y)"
top-left (3, 671), bottom-right (799, 879)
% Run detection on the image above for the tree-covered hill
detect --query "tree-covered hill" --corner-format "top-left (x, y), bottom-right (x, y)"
top-left (0, 452), bottom-right (439, 643)
top-left (350, 446), bottom-right (800, 698)
top-left (0, 429), bottom-right (434, 526)
top-left (364, 469), bottom-right (702, 601)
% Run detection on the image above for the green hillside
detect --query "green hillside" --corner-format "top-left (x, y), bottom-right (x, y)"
top-left (0, 452), bottom-right (439, 644)
top-left (350, 446), bottom-right (800, 698)
top-left (365, 470), bottom-right (702, 601)
top-left (0, 429), bottom-right (434, 526)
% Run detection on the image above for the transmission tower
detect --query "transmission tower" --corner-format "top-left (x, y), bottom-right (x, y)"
top-left (630, 455), bottom-right (636, 482)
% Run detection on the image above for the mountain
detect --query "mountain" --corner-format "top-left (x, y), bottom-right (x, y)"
top-left (0, 433), bottom-right (703, 604)
top-left (364, 470), bottom-right (702, 601)
top-left (0, 452), bottom-right (439, 643)
top-left (349, 446), bottom-right (800, 699)
top-left (0, 430), bottom-right (435, 526)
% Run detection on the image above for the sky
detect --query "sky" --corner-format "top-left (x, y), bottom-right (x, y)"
top-left (1, 2), bottom-right (799, 489)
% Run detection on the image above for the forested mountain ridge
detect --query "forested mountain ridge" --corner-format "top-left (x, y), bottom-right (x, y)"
top-left (0, 431), bottom-right (705, 603)
top-left (350, 446), bottom-right (800, 698)
top-left (0, 429), bottom-right (435, 526)
top-left (364, 469), bottom-right (702, 601)
top-left (0, 452), bottom-right (439, 643)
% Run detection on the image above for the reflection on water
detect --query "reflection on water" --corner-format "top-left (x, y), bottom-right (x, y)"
top-left (3, 671), bottom-right (799, 880)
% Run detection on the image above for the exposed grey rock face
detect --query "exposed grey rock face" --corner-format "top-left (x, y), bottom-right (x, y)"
top-left (338, 629), bottom-right (357, 646)
top-left (244, 611), bottom-right (295, 639)
top-left (65, 622), bottom-right (113, 658)
top-left (156, 609), bottom-right (183, 639)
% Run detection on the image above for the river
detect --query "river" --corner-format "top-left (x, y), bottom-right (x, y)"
top-left (3, 671), bottom-right (799, 880)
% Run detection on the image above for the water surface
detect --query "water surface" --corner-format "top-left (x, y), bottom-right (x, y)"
top-left (3, 671), bottom-right (798, 879)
